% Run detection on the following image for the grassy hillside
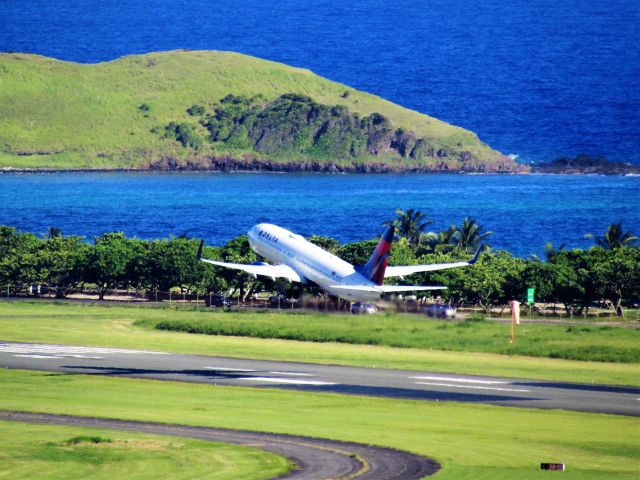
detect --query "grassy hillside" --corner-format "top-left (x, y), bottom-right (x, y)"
top-left (0, 50), bottom-right (519, 171)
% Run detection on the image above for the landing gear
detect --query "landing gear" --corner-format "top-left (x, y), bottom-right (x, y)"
top-left (350, 302), bottom-right (378, 314)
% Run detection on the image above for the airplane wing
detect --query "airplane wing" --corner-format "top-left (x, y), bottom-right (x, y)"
top-left (384, 245), bottom-right (484, 278)
top-left (200, 258), bottom-right (303, 283)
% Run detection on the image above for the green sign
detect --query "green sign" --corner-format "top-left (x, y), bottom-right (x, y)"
top-left (527, 287), bottom-right (535, 305)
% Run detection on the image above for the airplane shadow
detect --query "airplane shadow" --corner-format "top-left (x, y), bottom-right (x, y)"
top-left (62, 365), bottom-right (536, 404)
top-left (512, 381), bottom-right (640, 395)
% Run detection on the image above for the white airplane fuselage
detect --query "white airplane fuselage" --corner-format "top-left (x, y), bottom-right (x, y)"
top-left (248, 223), bottom-right (382, 301)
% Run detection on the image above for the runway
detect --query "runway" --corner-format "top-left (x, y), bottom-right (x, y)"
top-left (1, 341), bottom-right (638, 416)
top-left (0, 411), bottom-right (439, 480)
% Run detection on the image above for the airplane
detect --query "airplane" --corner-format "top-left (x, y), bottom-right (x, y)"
top-left (198, 223), bottom-right (482, 303)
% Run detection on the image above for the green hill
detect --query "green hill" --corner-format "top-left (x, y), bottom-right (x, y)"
top-left (0, 50), bottom-right (521, 172)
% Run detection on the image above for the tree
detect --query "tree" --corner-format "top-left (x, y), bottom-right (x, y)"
top-left (140, 238), bottom-right (203, 293)
top-left (433, 250), bottom-right (525, 313)
top-left (214, 235), bottom-right (261, 301)
top-left (419, 225), bottom-right (457, 255)
top-left (0, 226), bottom-right (41, 289)
top-left (544, 241), bottom-right (566, 261)
top-left (586, 222), bottom-right (638, 249)
top-left (197, 245), bottom-right (229, 295)
top-left (522, 258), bottom-right (582, 313)
top-left (454, 217), bottom-right (492, 251)
top-left (125, 238), bottom-right (149, 292)
top-left (36, 235), bottom-right (89, 298)
top-left (588, 247), bottom-right (640, 316)
top-left (547, 249), bottom-right (606, 315)
top-left (47, 227), bottom-right (63, 238)
top-left (385, 209), bottom-right (432, 252)
top-left (86, 232), bottom-right (137, 300)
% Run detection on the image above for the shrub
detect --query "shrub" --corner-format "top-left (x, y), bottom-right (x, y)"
top-left (164, 122), bottom-right (203, 150)
top-left (187, 104), bottom-right (206, 116)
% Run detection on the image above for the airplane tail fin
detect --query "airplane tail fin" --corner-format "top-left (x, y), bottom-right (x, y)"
top-left (362, 225), bottom-right (394, 285)
top-left (196, 239), bottom-right (204, 260)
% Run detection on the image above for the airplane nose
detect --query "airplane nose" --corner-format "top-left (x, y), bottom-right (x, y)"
top-left (248, 225), bottom-right (260, 239)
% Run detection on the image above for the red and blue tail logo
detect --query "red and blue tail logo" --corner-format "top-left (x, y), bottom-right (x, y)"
top-left (362, 225), bottom-right (394, 285)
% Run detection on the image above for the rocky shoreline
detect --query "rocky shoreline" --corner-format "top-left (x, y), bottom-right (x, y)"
top-left (531, 155), bottom-right (640, 175)
top-left (144, 154), bottom-right (527, 173)
top-left (2, 154), bottom-right (638, 175)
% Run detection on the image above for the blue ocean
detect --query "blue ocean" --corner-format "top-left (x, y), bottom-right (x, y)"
top-left (1, 0), bottom-right (639, 164)
top-left (0, 173), bottom-right (637, 258)
top-left (1, 1), bottom-right (638, 256)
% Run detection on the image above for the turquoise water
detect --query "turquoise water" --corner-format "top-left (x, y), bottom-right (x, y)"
top-left (0, 172), bottom-right (637, 257)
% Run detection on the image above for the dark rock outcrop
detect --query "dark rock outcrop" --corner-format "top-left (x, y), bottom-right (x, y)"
top-left (162, 94), bottom-right (522, 172)
top-left (532, 155), bottom-right (640, 175)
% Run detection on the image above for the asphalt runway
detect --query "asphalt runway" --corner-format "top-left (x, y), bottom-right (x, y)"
top-left (1, 342), bottom-right (638, 416)
top-left (0, 411), bottom-right (439, 480)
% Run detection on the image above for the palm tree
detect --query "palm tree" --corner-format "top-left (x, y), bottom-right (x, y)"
top-left (586, 222), bottom-right (638, 249)
top-left (385, 209), bottom-right (432, 252)
top-left (422, 225), bottom-right (458, 253)
top-left (544, 241), bottom-right (566, 261)
top-left (47, 226), bottom-right (62, 238)
top-left (454, 217), bottom-right (492, 251)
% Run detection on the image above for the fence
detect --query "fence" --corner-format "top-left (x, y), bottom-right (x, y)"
top-left (1, 284), bottom-right (639, 323)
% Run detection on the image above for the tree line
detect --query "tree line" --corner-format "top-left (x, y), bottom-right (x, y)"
top-left (0, 213), bottom-right (638, 316)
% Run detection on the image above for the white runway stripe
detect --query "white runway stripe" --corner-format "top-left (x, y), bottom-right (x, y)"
top-left (269, 371), bottom-right (312, 377)
top-left (237, 376), bottom-right (337, 386)
top-left (0, 343), bottom-right (166, 355)
top-left (414, 381), bottom-right (530, 393)
top-left (14, 354), bottom-right (61, 359)
top-left (62, 355), bottom-right (104, 359)
top-left (204, 367), bottom-right (257, 372)
top-left (410, 375), bottom-right (508, 385)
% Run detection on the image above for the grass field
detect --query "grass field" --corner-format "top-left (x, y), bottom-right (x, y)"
top-left (1, 369), bottom-right (638, 480)
top-left (139, 310), bottom-right (640, 363)
top-left (0, 419), bottom-right (290, 480)
top-left (0, 51), bottom-right (504, 169)
top-left (1, 300), bottom-right (638, 386)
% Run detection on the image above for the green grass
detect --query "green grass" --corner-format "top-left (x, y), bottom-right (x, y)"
top-left (1, 369), bottom-right (638, 480)
top-left (0, 50), bottom-right (505, 169)
top-left (1, 300), bottom-right (639, 386)
top-left (0, 418), bottom-right (290, 480)
top-left (141, 310), bottom-right (640, 363)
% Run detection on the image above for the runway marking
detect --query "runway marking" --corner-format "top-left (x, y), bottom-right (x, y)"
top-left (237, 376), bottom-right (337, 386)
top-left (410, 375), bottom-right (508, 385)
top-left (269, 371), bottom-right (312, 377)
top-left (204, 367), bottom-right (257, 372)
top-left (13, 353), bottom-right (103, 360)
top-left (414, 381), bottom-right (530, 393)
top-left (14, 354), bottom-right (61, 359)
top-left (0, 343), bottom-right (167, 355)
top-left (63, 355), bottom-right (104, 360)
